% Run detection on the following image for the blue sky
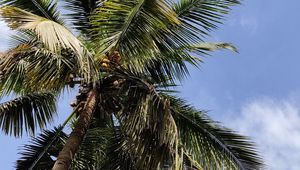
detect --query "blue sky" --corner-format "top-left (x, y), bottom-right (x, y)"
top-left (1, 0), bottom-right (300, 169)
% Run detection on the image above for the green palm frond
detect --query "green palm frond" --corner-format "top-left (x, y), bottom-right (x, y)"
top-left (0, 0), bottom-right (64, 24)
top-left (0, 43), bottom-right (76, 94)
top-left (16, 107), bottom-right (80, 170)
top-left (0, 92), bottom-right (57, 137)
top-left (89, 0), bottom-right (189, 82)
top-left (0, 45), bottom-right (31, 95)
top-left (63, 0), bottom-right (99, 34)
top-left (123, 48), bottom-right (201, 83)
top-left (90, 0), bottom-right (179, 57)
top-left (99, 126), bottom-right (137, 170)
top-left (89, 0), bottom-right (239, 82)
top-left (99, 125), bottom-right (172, 170)
top-left (26, 48), bottom-right (77, 91)
top-left (16, 127), bottom-right (68, 170)
top-left (10, 31), bottom-right (39, 48)
top-left (173, 0), bottom-right (240, 37)
top-left (100, 126), bottom-right (177, 170)
top-left (0, 6), bottom-right (98, 81)
top-left (169, 96), bottom-right (264, 170)
top-left (71, 127), bottom-right (112, 170)
top-left (103, 70), bottom-right (180, 169)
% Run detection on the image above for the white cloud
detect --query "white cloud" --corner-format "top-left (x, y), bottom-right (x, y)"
top-left (226, 97), bottom-right (300, 170)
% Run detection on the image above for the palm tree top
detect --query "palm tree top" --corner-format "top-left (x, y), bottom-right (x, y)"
top-left (0, 0), bottom-right (264, 169)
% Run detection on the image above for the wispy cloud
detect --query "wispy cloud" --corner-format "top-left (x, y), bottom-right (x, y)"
top-left (227, 97), bottom-right (300, 170)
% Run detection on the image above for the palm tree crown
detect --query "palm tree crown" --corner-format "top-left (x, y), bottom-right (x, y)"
top-left (0, 0), bottom-right (263, 169)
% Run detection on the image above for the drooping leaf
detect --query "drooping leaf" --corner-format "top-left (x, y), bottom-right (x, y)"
top-left (169, 96), bottom-right (264, 170)
top-left (16, 127), bottom-right (68, 170)
top-left (0, 92), bottom-right (57, 137)
top-left (101, 69), bottom-right (180, 169)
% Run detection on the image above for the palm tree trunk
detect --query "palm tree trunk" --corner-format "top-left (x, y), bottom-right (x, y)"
top-left (52, 89), bottom-right (98, 170)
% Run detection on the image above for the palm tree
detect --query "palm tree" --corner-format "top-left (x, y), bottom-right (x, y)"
top-left (0, 0), bottom-right (263, 169)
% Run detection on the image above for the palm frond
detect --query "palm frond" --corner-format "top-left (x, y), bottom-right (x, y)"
top-left (0, 7), bottom-right (77, 53)
top-left (88, 0), bottom-right (184, 83)
top-left (0, 44), bottom-right (31, 95)
top-left (17, 106), bottom-right (80, 170)
top-left (16, 127), bottom-right (68, 170)
top-left (173, 0), bottom-right (240, 37)
top-left (26, 48), bottom-right (77, 91)
top-left (187, 42), bottom-right (238, 53)
top-left (100, 116), bottom-right (178, 170)
top-left (0, 6), bottom-right (98, 81)
top-left (0, 0), bottom-right (64, 24)
top-left (0, 42), bottom-right (76, 94)
top-left (123, 52), bottom-right (194, 83)
top-left (99, 126), bottom-right (138, 170)
top-left (71, 127), bottom-right (112, 170)
top-left (90, 0), bottom-right (179, 57)
top-left (63, 0), bottom-right (99, 34)
top-left (127, 0), bottom-right (240, 82)
top-left (99, 124), bottom-right (172, 170)
top-left (169, 96), bottom-right (264, 170)
top-left (89, 0), bottom-right (239, 82)
top-left (0, 92), bottom-right (57, 137)
top-left (9, 31), bottom-right (39, 48)
top-left (125, 0), bottom-right (240, 81)
top-left (102, 69), bottom-right (180, 169)
top-left (133, 0), bottom-right (240, 82)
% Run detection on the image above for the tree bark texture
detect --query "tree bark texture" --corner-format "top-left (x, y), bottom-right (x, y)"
top-left (52, 89), bottom-right (98, 170)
